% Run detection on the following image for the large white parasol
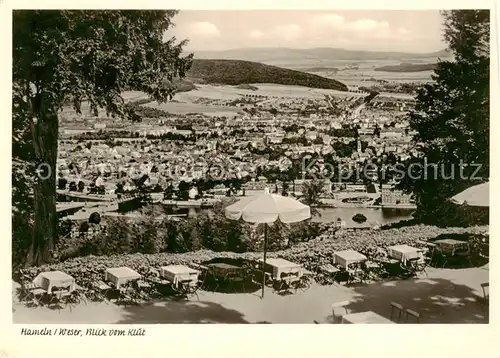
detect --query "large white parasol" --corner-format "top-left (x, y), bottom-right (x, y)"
top-left (450, 182), bottom-right (489, 207)
top-left (225, 188), bottom-right (311, 297)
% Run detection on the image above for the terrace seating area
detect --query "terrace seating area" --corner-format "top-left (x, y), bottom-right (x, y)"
top-left (16, 233), bottom-right (489, 305)
top-left (18, 270), bottom-right (85, 311)
top-left (13, 232), bottom-right (489, 324)
top-left (313, 245), bottom-right (428, 286)
top-left (310, 234), bottom-right (489, 288)
top-left (13, 261), bottom-right (488, 324)
top-left (16, 258), bottom-right (308, 307)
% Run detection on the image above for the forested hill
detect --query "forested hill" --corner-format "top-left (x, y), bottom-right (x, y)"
top-left (186, 59), bottom-right (348, 91)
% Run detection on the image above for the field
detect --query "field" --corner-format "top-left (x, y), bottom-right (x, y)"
top-left (253, 58), bottom-right (435, 88)
top-left (66, 48), bottom-right (440, 120)
top-left (142, 83), bottom-right (368, 116)
top-left (125, 78), bottom-right (414, 117)
top-left (374, 63), bottom-right (437, 72)
top-left (304, 61), bottom-right (434, 88)
top-left (119, 51), bottom-right (435, 117)
top-left (239, 83), bottom-right (358, 99)
top-left (144, 100), bottom-right (241, 117)
top-left (191, 47), bottom-right (448, 92)
top-left (177, 85), bottom-right (243, 100)
top-left (121, 91), bottom-right (151, 102)
top-left (327, 67), bottom-right (434, 86)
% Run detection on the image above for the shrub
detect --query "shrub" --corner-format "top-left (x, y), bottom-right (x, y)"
top-left (161, 218), bottom-right (185, 253)
top-left (287, 221), bottom-right (323, 247)
top-left (88, 212), bottom-right (101, 225)
top-left (132, 217), bottom-right (162, 254)
top-left (86, 218), bottom-right (132, 256)
top-left (52, 203), bottom-right (331, 261)
top-left (57, 219), bottom-right (73, 237)
top-left (58, 178), bottom-right (68, 190)
top-left (12, 212), bottom-right (33, 269)
top-left (79, 221), bottom-right (90, 233)
top-left (352, 213), bottom-right (368, 223)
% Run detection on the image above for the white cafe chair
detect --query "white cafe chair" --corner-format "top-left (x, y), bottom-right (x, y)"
top-left (331, 300), bottom-right (350, 322)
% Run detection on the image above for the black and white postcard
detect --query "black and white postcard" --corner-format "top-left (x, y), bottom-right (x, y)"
top-left (3, 1), bottom-right (498, 357)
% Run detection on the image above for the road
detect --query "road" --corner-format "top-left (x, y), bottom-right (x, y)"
top-left (351, 102), bottom-right (366, 119)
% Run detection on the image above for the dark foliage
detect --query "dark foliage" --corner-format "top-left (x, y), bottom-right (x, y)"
top-left (187, 59), bottom-right (348, 91)
top-left (13, 10), bottom-right (191, 266)
top-left (398, 10), bottom-right (489, 226)
top-left (352, 213), bottom-right (368, 223)
top-left (88, 212), bottom-right (101, 225)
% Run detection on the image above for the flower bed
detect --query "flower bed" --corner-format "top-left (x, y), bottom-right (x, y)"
top-left (18, 224), bottom-right (488, 283)
top-left (277, 224), bottom-right (488, 269)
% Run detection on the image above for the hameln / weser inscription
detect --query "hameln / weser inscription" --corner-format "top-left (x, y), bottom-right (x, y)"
top-left (20, 328), bottom-right (146, 337)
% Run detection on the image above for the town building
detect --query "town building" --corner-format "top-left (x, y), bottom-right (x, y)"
top-left (381, 184), bottom-right (415, 207)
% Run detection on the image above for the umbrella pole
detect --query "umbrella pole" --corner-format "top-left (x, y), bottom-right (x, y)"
top-left (262, 223), bottom-right (268, 298)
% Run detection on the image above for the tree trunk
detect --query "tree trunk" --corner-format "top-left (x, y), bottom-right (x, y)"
top-left (25, 102), bottom-right (59, 267)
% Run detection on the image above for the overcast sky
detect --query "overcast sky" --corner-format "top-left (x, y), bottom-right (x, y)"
top-left (166, 10), bottom-right (446, 53)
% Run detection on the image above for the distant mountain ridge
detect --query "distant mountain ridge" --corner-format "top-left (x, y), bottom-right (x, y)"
top-left (193, 47), bottom-right (452, 63)
top-left (186, 59), bottom-right (348, 91)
